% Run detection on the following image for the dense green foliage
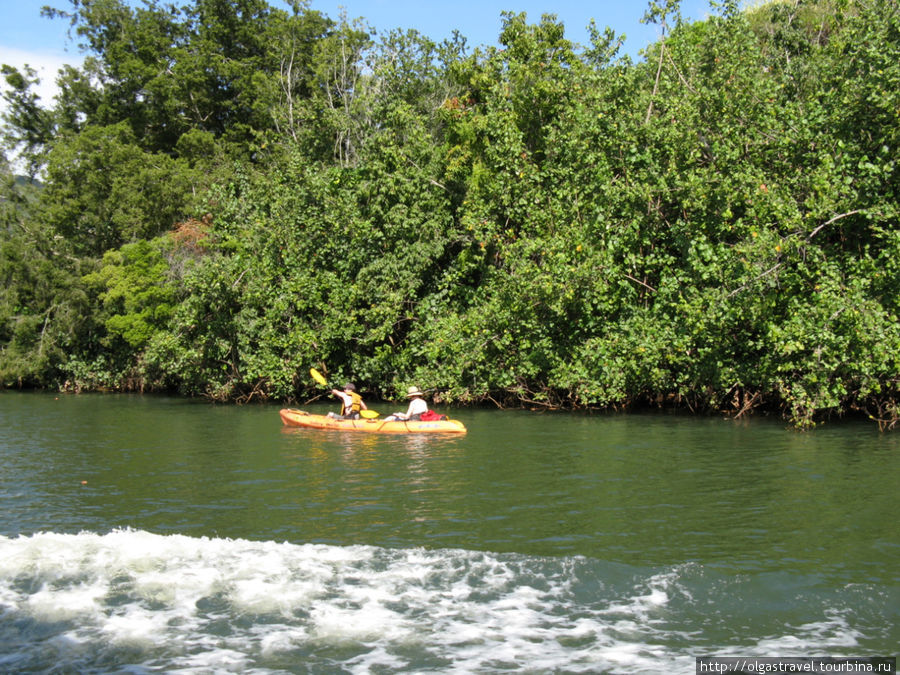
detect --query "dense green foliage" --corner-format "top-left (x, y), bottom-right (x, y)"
top-left (1, 0), bottom-right (898, 428)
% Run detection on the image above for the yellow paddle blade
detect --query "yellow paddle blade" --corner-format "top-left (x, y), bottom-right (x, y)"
top-left (310, 368), bottom-right (328, 386)
top-left (360, 409), bottom-right (379, 419)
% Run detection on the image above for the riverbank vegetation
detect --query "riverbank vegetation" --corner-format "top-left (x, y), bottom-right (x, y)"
top-left (2, 0), bottom-right (898, 429)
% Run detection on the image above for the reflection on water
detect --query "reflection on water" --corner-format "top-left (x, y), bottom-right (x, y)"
top-left (277, 423), bottom-right (469, 550)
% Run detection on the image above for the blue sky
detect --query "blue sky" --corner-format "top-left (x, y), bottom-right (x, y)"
top-left (1, 0), bottom-right (717, 109)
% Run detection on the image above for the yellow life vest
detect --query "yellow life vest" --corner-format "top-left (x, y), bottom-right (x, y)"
top-left (343, 391), bottom-right (362, 416)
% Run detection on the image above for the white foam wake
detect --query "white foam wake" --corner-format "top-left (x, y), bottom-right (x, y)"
top-left (0, 530), bottom-right (874, 674)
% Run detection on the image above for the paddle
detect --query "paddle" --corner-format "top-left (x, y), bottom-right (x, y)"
top-left (309, 368), bottom-right (380, 418)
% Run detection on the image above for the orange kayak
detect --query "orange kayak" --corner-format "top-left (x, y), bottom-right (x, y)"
top-left (279, 409), bottom-right (467, 434)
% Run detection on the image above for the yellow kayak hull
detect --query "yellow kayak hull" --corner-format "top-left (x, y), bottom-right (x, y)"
top-left (279, 409), bottom-right (467, 434)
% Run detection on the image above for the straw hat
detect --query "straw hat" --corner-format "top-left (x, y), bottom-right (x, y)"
top-left (405, 386), bottom-right (424, 397)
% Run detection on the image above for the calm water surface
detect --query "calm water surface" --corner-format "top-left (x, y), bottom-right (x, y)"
top-left (1, 391), bottom-right (897, 673)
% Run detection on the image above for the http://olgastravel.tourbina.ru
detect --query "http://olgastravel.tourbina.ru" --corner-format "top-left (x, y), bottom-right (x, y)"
top-left (696, 656), bottom-right (896, 674)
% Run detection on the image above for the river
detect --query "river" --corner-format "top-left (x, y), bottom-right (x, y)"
top-left (1, 391), bottom-right (897, 673)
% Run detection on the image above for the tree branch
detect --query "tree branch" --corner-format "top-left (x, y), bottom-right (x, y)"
top-left (645, 41), bottom-right (666, 125)
top-left (624, 273), bottom-right (657, 293)
top-left (806, 209), bottom-right (861, 240)
top-left (727, 261), bottom-right (783, 298)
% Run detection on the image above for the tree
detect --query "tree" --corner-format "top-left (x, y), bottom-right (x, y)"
top-left (0, 65), bottom-right (55, 176)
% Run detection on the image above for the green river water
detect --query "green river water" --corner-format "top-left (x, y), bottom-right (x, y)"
top-left (0, 391), bottom-right (897, 673)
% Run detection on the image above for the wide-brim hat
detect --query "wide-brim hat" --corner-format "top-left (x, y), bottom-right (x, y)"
top-left (405, 386), bottom-right (424, 397)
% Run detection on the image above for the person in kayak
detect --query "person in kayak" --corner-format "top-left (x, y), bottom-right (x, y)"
top-left (385, 386), bottom-right (429, 421)
top-left (326, 382), bottom-right (367, 419)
